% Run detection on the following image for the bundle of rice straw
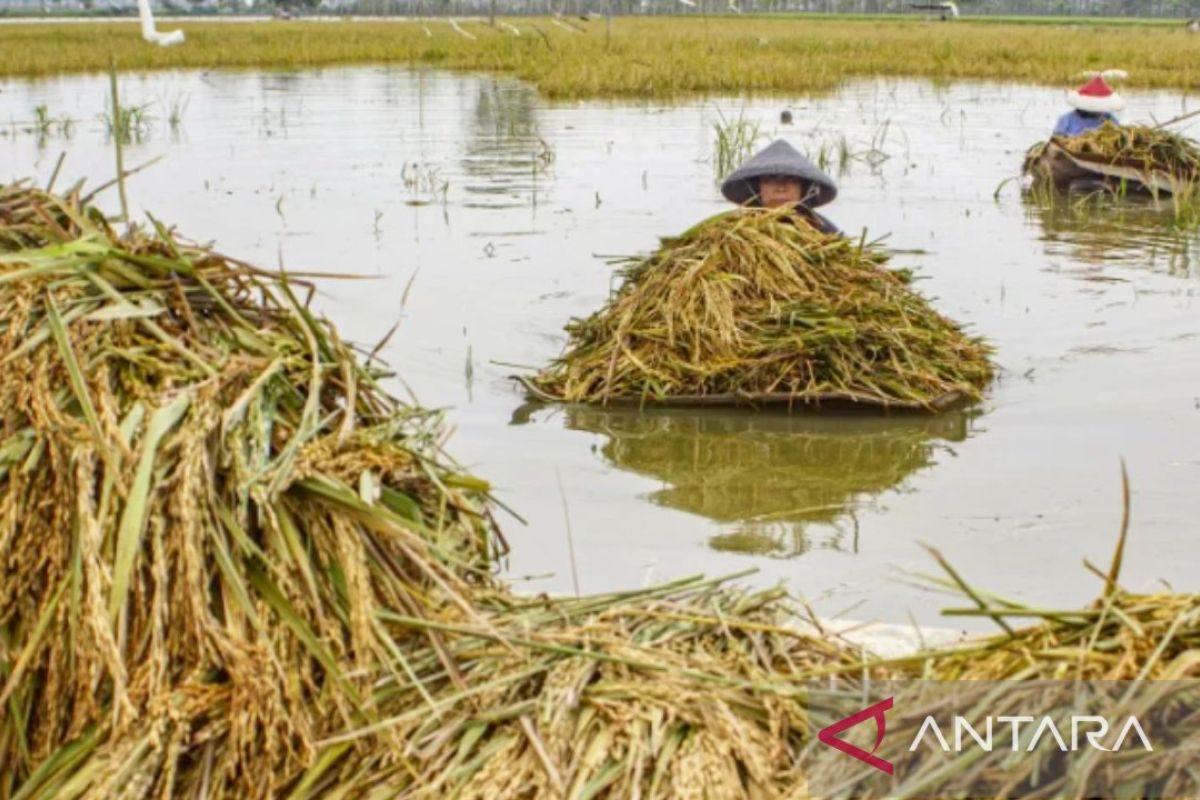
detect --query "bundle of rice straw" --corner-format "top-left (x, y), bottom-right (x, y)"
top-left (0, 180), bottom-right (875, 800)
top-left (1056, 123), bottom-right (1200, 180)
top-left (526, 207), bottom-right (993, 412)
top-left (1024, 122), bottom-right (1200, 188)
top-left (807, 519), bottom-right (1200, 799)
top-left (0, 180), bottom-right (510, 798)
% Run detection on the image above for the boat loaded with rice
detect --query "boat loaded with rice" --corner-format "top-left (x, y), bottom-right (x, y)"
top-left (523, 206), bottom-right (994, 413)
top-left (1023, 122), bottom-right (1200, 196)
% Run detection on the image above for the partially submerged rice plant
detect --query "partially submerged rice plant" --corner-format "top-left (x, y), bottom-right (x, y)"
top-left (527, 207), bottom-right (994, 411)
top-left (24, 105), bottom-right (72, 141)
top-left (160, 91), bottom-right (190, 130)
top-left (30, 104), bottom-right (52, 136)
top-left (803, 130), bottom-right (890, 177)
top-left (101, 96), bottom-right (154, 142)
top-left (712, 109), bottom-right (762, 181)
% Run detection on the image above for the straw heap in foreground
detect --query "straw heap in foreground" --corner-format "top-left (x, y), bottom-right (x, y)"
top-left (0, 180), bottom-right (873, 800)
top-left (0, 180), bottom-right (506, 798)
top-left (528, 207), bottom-right (993, 411)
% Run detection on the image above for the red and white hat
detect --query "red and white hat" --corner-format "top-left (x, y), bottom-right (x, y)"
top-left (1067, 74), bottom-right (1126, 114)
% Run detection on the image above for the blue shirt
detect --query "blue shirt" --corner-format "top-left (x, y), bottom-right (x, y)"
top-left (1053, 110), bottom-right (1118, 137)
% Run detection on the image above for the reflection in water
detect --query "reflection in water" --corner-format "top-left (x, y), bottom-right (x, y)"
top-left (1025, 192), bottom-right (1199, 279)
top-left (566, 408), bottom-right (972, 557)
top-left (461, 83), bottom-right (549, 209)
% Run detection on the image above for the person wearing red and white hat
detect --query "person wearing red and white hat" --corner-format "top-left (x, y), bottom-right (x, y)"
top-left (1053, 73), bottom-right (1126, 137)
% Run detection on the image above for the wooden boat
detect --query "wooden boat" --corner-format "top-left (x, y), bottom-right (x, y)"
top-left (1024, 139), bottom-right (1180, 196)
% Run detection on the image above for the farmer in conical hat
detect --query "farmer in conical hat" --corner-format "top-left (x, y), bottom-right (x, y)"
top-left (721, 139), bottom-right (840, 235)
top-left (1053, 73), bottom-right (1126, 137)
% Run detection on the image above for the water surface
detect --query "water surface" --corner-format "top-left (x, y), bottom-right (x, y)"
top-left (2, 68), bottom-right (1197, 629)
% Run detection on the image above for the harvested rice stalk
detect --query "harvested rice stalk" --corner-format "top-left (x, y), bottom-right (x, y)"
top-left (312, 578), bottom-right (870, 799)
top-left (1024, 122), bottom-right (1200, 191)
top-left (0, 180), bottom-right (506, 800)
top-left (1057, 123), bottom-right (1200, 180)
top-left (527, 207), bottom-right (993, 411)
top-left (0, 180), bottom-right (879, 800)
top-left (812, 517), bottom-right (1200, 799)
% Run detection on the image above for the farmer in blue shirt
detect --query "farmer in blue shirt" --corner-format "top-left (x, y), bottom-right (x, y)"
top-left (1053, 74), bottom-right (1125, 137)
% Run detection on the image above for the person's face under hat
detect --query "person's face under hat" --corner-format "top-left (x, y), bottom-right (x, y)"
top-left (758, 175), bottom-right (806, 208)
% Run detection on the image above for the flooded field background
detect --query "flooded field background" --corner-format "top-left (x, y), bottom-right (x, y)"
top-left (2, 68), bottom-right (1197, 629)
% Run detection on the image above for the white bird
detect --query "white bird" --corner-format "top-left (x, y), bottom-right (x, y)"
top-left (137, 0), bottom-right (185, 47)
top-left (678, 0), bottom-right (697, 7)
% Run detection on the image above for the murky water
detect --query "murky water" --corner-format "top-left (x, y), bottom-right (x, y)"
top-left (2, 68), bottom-right (1197, 629)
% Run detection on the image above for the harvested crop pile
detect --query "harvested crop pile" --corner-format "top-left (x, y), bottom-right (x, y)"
top-left (0, 181), bottom-right (508, 798)
top-left (808, 519), bottom-right (1200, 799)
top-left (527, 207), bottom-right (993, 411)
top-left (0, 181), bottom-right (872, 800)
top-left (1024, 122), bottom-right (1200, 182)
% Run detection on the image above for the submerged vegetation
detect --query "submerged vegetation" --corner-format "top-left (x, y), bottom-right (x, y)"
top-left (3, 18), bottom-right (1200, 97)
top-left (529, 207), bottom-right (993, 410)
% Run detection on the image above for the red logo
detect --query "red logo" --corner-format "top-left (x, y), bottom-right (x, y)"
top-left (817, 697), bottom-right (895, 775)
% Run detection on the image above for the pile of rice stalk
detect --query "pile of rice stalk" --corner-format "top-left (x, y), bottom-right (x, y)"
top-left (331, 576), bottom-right (873, 799)
top-left (0, 180), bottom-right (509, 799)
top-left (528, 207), bottom-right (993, 411)
top-left (914, 526), bottom-right (1200, 682)
top-left (0, 181), bottom-right (885, 800)
top-left (812, 516), bottom-right (1200, 799)
top-left (1029, 122), bottom-right (1200, 181)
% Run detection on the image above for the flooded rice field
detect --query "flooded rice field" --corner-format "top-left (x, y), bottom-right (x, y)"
top-left (2, 68), bottom-right (1196, 629)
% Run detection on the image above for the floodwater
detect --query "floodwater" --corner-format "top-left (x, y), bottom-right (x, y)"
top-left (2, 68), bottom-right (1197, 630)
